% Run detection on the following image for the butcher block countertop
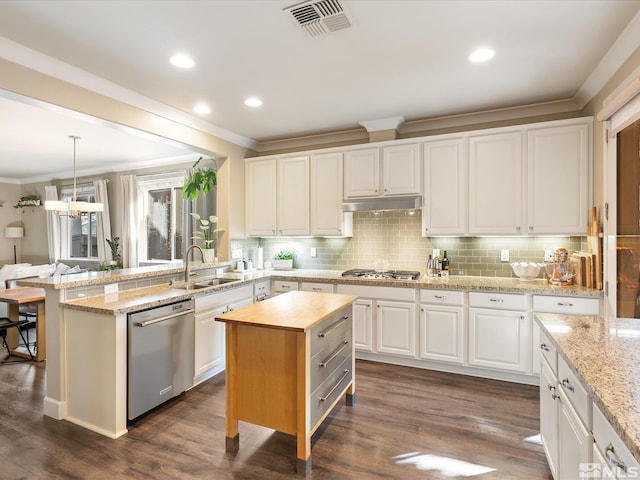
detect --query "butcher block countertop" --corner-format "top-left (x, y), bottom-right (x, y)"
top-left (536, 313), bottom-right (640, 462)
top-left (215, 291), bottom-right (359, 332)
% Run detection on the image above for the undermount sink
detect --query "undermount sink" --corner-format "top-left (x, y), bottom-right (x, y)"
top-left (171, 278), bottom-right (238, 290)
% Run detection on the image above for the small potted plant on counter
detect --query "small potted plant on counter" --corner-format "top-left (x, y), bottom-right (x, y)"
top-left (273, 250), bottom-right (294, 270)
top-left (190, 212), bottom-right (222, 263)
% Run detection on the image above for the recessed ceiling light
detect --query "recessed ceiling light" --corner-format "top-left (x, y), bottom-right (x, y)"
top-left (469, 48), bottom-right (495, 63)
top-left (193, 104), bottom-right (211, 115)
top-left (244, 97), bottom-right (263, 107)
top-left (170, 54), bottom-right (195, 69)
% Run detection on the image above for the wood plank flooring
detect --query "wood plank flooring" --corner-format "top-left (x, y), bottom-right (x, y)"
top-left (0, 357), bottom-right (552, 479)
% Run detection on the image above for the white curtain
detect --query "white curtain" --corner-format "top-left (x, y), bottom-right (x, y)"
top-left (121, 175), bottom-right (140, 268)
top-left (93, 179), bottom-right (112, 265)
top-left (45, 185), bottom-right (60, 262)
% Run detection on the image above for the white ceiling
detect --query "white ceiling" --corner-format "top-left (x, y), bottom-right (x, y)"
top-left (0, 0), bottom-right (639, 183)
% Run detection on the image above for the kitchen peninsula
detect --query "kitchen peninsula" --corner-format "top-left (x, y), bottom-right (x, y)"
top-left (215, 290), bottom-right (358, 475)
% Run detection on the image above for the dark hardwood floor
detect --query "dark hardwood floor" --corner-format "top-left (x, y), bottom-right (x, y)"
top-left (0, 355), bottom-right (552, 479)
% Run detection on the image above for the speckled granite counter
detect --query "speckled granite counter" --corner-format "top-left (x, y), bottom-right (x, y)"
top-left (535, 313), bottom-right (640, 462)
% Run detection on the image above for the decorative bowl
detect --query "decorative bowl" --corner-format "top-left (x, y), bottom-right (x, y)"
top-left (511, 262), bottom-right (544, 282)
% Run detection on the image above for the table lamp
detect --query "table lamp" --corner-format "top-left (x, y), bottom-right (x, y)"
top-left (5, 227), bottom-right (24, 264)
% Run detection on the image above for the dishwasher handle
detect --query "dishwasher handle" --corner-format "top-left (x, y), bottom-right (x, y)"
top-left (135, 309), bottom-right (195, 327)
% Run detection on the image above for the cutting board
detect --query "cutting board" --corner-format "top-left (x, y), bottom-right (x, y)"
top-left (588, 207), bottom-right (603, 290)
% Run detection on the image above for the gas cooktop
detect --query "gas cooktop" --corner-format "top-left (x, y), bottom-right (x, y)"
top-left (341, 269), bottom-right (422, 281)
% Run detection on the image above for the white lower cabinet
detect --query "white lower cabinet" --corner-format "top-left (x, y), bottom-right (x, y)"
top-left (540, 358), bottom-right (559, 479)
top-left (468, 292), bottom-right (529, 373)
top-left (193, 285), bottom-right (253, 385)
top-left (352, 299), bottom-right (374, 352)
top-left (419, 289), bottom-right (465, 364)
top-left (592, 402), bottom-right (640, 478)
top-left (376, 300), bottom-right (416, 357)
top-left (557, 386), bottom-right (591, 479)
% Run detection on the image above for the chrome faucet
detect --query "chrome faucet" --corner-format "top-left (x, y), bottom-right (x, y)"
top-left (184, 245), bottom-right (205, 283)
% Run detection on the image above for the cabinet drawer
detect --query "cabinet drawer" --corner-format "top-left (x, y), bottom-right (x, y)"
top-left (557, 355), bottom-right (591, 429)
top-left (310, 335), bottom-right (352, 392)
top-left (301, 282), bottom-right (334, 293)
top-left (421, 289), bottom-right (464, 306)
top-left (538, 328), bottom-right (557, 373)
top-left (337, 284), bottom-right (416, 302)
top-left (310, 355), bottom-right (352, 429)
top-left (593, 403), bottom-right (640, 473)
top-left (253, 280), bottom-right (271, 301)
top-left (469, 292), bottom-right (526, 310)
top-left (272, 280), bottom-right (298, 293)
top-left (533, 295), bottom-right (600, 315)
top-left (310, 307), bottom-right (352, 357)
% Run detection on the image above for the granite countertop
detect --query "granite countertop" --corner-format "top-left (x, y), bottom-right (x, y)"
top-left (535, 313), bottom-right (640, 462)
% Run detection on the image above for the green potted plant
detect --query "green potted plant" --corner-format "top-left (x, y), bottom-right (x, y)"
top-left (183, 157), bottom-right (217, 200)
top-left (190, 213), bottom-right (222, 262)
top-left (99, 237), bottom-right (123, 270)
top-left (273, 250), bottom-right (294, 270)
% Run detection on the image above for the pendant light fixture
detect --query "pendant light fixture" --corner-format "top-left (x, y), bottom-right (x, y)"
top-left (45, 136), bottom-right (104, 217)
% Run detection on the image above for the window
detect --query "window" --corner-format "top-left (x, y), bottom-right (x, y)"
top-left (137, 174), bottom-right (186, 262)
top-left (60, 185), bottom-right (99, 260)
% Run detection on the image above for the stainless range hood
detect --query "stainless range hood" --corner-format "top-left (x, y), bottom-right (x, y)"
top-left (342, 195), bottom-right (422, 212)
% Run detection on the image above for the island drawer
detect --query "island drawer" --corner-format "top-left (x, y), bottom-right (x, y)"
top-left (310, 306), bottom-right (352, 357)
top-left (310, 355), bottom-right (352, 429)
top-left (533, 295), bottom-right (600, 315)
top-left (593, 403), bottom-right (639, 472)
top-left (538, 328), bottom-right (557, 373)
top-left (421, 289), bottom-right (464, 306)
top-left (310, 333), bottom-right (352, 392)
top-left (558, 355), bottom-right (591, 429)
top-left (469, 292), bottom-right (526, 310)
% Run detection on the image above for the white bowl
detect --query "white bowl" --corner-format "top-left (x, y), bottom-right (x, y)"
top-left (511, 262), bottom-right (544, 282)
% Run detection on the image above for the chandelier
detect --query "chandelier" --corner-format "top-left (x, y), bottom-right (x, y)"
top-left (45, 136), bottom-right (104, 217)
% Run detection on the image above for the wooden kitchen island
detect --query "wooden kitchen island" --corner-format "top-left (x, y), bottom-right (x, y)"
top-left (215, 290), bottom-right (358, 475)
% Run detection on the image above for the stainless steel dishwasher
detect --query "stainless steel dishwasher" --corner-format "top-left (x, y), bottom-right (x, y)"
top-left (128, 299), bottom-right (195, 421)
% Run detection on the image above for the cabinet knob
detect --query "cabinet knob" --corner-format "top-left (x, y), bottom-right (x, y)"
top-left (272, 229), bottom-right (275, 234)
top-left (529, 226), bottom-right (534, 232)
top-left (540, 343), bottom-right (550, 352)
top-left (516, 226), bottom-right (521, 231)
top-left (561, 378), bottom-right (574, 392)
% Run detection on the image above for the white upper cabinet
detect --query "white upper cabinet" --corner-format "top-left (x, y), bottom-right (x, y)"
top-left (382, 143), bottom-right (421, 195)
top-left (245, 158), bottom-right (277, 236)
top-left (245, 156), bottom-right (309, 236)
top-left (310, 152), bottom-right (352, 236)
top-left (422, 138), bottom-right (467, 235)
top-left (344, 144), bottom-right (420, 198)
top-left (468, 131), bottom-right (524, 235)
top-left (344, 148), bottom-right (380, 197)
top-left (527, 123), bottom-right (590, 235)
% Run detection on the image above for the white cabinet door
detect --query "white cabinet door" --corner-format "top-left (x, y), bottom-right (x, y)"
top-left (353, 299), bottom-right (373, 352)
top-left (468, 307), bottom-right (528, 372)
top-left (527, 123), bottom-right (590, 235)
top-left (194, 304), bottom-right (227, 378)
top-left (419, 304), bottom-right (464, 364)
top-left (469, 132), bottom-right (523, 235)
top-left (246, 158), bottom-right (277, 236)
top-left (540, 359), bottom-right (559, 480)
top-left (278, 155), bottom-right (309, 235)
top-left (557, 388), bottom-right (592, 479)
top-left (382, 143), bottom-right (420, 195)
top-left (376, 300), bottom-right (416, 357)
top-left (344, 148), bottom-right (380, 198)
top-left (311, 152), bottom-right (352, 236)
top-left (422, 138), bottom-right (467, 235)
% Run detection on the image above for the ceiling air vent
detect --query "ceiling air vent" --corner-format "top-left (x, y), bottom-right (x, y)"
top-left (284, 0), bottom-right (352, 37)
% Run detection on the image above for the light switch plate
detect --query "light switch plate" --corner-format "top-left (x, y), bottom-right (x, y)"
top-left (501, 249), bottom-right (509, 262)
top-left (310, 247), bottom-right (317, 258)
top-left (432, 248), bottom-right (440, 258)
top-left (104, 283), bottom-right (118, 295)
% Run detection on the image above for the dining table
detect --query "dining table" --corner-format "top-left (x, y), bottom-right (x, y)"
top-left (0, 287), bottom-right (46, 361)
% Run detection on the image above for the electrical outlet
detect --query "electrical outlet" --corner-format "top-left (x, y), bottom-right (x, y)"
top-left (310, 247), bottom-right (317, 258)
top-left (104, 283), bottom-right (118, 295)
top-left (501, 249), bottom-right (509, 262)
top-left (544, 249), bottom-right (554, 262)
top-left (231, 249), bottom-right (243, 259)
top-left (432, 248), bottom-right (441, 258)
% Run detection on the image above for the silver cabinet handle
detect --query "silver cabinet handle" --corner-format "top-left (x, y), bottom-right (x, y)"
top-left (319, 369), bottom-right (349, 402)
top-left (319, 341), bottom-right (349, 368)
top-left (318, 317), bottom-right (348, 338)
top-left (312, 287), bottom-right (323, 292)
top-left (561, 378), bottom-right (575, 392)
top-left (282, 285), bottom-right (291, 290)
top-left (540, 343), bottom-right (550, 352)
top-left (135, 309), bottom-right (195, 327)
top-left (489, 298), bottom-right (504, 303)
top-left (557, 302), bottom-right (574, 307)
top-left (605, 443), bottom-right (628, 472)
top-left (529, 226), bottom-right (534, 231)
top-left (548, 384), bottom-right (559, 400)
top-left (435, 295), bottom-right (447, 300)
top-left (516, 226), bottom-right (521, 231)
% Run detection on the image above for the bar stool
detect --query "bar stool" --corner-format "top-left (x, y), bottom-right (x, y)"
top-left (0, 317), bottom-right (34, 360)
